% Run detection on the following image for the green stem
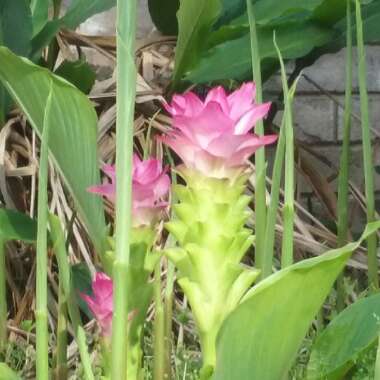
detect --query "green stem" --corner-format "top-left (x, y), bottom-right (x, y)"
top-left (274, 37), bottom-right (295, 268)
top-left (164, 260), bottom-right (175, 379)
top-left (199, 328), bottom-right (218, 380)
top-left (112, 0), bottom-right (137, 378)
top-left (337, 0), bottom-right (353, 310)
top-left (262, 118), bottom-right (285, 278)
top-left (0, 238), bottom-right (6, 354)
top-left (153, 262), bottom-right (165, 380)
top-left (49, 214), bottom-right (95, 380)
top-left (355, 0), bottom-right (378, 290)
top-left (54, 283), bottom-right (68, 380)
top-left (36, 83), bottom-right (53, 380)
top-left (246, 0), bottom-right (267, 271)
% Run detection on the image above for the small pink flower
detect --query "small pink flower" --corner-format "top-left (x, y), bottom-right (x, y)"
top-left (81, 272), bottom-right (113, 336)
top-left (81, 273), bottom-right (136, 337)
top-left (161, 83), bottom-right (277, 178)
top-left (88, 154), bottom-right (170, 227)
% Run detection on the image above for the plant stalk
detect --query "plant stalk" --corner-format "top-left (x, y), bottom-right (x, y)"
top-left (112, 0), bottom-right (138, 378)
top-left (262, 118), bottom-right (285, 278)
top-left (336, 0), bottom-right (353, 311)
top-left (49, 214), bottom-right (95, 380)
top-left (36, 84), bottom-right (53, 380)
top-left (153, 261), bottom-right (165, 380)
top-left (246, 0), bottom-right (267, 271)
top-left (274, 37), bottom-right (295, 268)
top-left (54, 283), bottom-right (68, 379)
top-left (355, 0), bottom-right (378, 290)
top-left (0, 239), bottom-right (6, 354)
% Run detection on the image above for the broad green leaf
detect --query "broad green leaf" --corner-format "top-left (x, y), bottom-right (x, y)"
top-left (31, 0), bottom-right (116, 56)
top-left (55, 59), bottom-right (96, 94)
top-left (254, 0), bottom-right (325, 25)
top-left (307, 292), bottom-right (380, 379)
top-left (187, 22), bottom-right (334, 83)
top-left (61, 0), bottom-right (116, 30)
top-left (212, 222), bottom-right (380, 380)
top-left (148, 0), bottom-right (179, 35)
top-left (0, 0), bottom-right (32, 123)
top-left (0, 363), bottom-right (21, 380)
top-left (0, 209), bottom-right (37, 243)
top-left (0, 47), bottom-right (106, 258)
top-left (30, 0), bottom-right (49, 36)
top-left (173, 0), bottom-right (222, 85)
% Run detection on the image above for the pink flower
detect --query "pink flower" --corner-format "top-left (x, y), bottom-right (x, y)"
top-left (81, 272), bottom-right (113, 336)
top-left (161, 82), bottom-right (277, 178)
top-left (88, 154), bottom-right (170, 227)
top-left (81, 273), bottom-right (136, 337)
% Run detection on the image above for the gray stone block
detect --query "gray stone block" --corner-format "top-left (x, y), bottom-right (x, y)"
top-left (337, 95), bottom-right (380, 141)
top-left (298, 46), bottom-right (380, 93)
top-left (274, 96), bottom-right (336, 143)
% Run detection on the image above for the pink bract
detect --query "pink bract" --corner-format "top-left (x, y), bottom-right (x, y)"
top-left (88, 154), bottom-right (170, 227)
top-left (161, 82), bottom-right (277, 178)
top-left (81, 272), bottom-right (113, 337)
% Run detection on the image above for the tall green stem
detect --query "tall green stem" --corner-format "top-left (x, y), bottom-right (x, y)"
top-left (112, 0), bottom-right (137, 378)
top-left (355, 0), bottom-right (378, 290)
top-left (0, 238), bottom-right (6, 354)
top-left (36, 84), bottom-right (53, 380)
top-left (262, 119), bottom-right (285, 278)
top-left (246, 0), bottom-right (267, 271)
top-left (54, 283), bottom-right (68, 379)
top-left (49, 214), bottom-right (94, 380)
top-left (153, 262), bottom-right (165, 380)
top-left (336, 0), bottom-right (353, 310)
top-left (274, 37), bottom-right (295, 268)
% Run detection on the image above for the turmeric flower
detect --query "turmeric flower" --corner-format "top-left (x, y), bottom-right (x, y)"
top-left (81, 272), bottom-right (113, 336)
top-left (88, 154), bottom-right (170, 227)
top-left (161, 82), bottom-right (277, 178)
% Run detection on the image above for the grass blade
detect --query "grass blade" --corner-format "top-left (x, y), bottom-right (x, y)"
top-left (336, 0), bottom-right (353, 310)
top-left (246, 0), bottom-right (267, 272)
top-left (49, 214), bottom-right (95, 380)
top-left (35, 81), bottom-right (53, 380)
top-left (273, 36), bottom-right (295, 268)
top-left (112, 0), bottom-right (138, 378)
top-left (355, 0), bottom-right (378, 290)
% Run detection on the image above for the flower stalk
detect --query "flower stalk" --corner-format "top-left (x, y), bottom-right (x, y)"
top-left (35, 84), bottom-right (53, 380)
top-left (337, 0), bottom-right (353, 310)
top-left (246, 0), bottom-right (267, 271)
top-left (162, 85), bottom-right (275, 376)
top-left (355, 0), bottom-right (378, 290)
top-left (112, 0), bottom-right (138, 377)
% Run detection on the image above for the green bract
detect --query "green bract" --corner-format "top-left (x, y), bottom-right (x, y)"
top-left (165, 167), bottom-right (259, 375)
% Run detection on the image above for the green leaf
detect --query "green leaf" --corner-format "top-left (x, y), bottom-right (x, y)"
top-left (30, 0), bottom-right (49, 36)
top-left (61, 0), bottom-right (116, 30)
top-left (148, 0), bottom-right (180, 35)
top-left (55, 59), bottom-right (96, 94)
top-left (212, 222), bottom-right (380, 380)
top-left (187, 22), bottom-right (334, 83)
top-left (0, 47), bottom-right (106, 259)
top-left (253, 0), bottom-right (325, 25)
top-left (0, 363), bottom-right (21, 380)
top-left (71, 263), bottom-right (93, 319)
top-left (0, 0), bottom-right (32, 123)
top-left (307, 293), bottom-right (380, 379)
top-left (31, 0), bottom-right (116, 57)
top-left (173, 0), bottom-right (222, 85)
top-left (0, 209), bottom-right (37, 243)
